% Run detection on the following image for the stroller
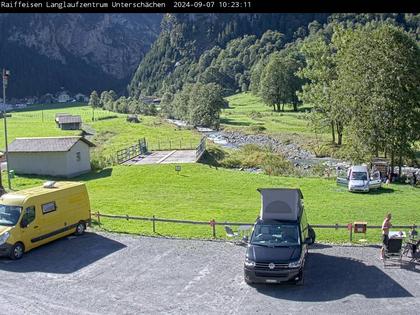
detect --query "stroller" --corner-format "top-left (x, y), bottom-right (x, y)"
top-left (383, 237), bottom-right (403, 268)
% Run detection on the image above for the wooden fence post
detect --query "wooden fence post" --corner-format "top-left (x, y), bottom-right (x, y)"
top-left (152, 215), bottom-right (156, 233)
top-left (348, 223), bottom-right (353, 242)
top-left (96, 211), bottom-right (101, 225)
top-left (209, 219), bottom-right (216, 238)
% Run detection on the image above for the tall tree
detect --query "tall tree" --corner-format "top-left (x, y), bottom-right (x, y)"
top-left (100, 91), bottom-right (112, 110)
top-left (332, 23), bottom-right (420, 171)
top-left (159, 91), bottom-right (174, 117)
top-left (297, 34), bottom-right (344, 144)
top-left (88, 90), bottom-right (100, 121)
top-left (188, 83), bottom-right (225, 128)
top-left (259, 52), bottom-right (303, 112)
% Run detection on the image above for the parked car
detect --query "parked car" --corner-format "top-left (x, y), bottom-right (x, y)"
top-left (0, 181), bottom-right (91, 259)
top-left (244, 188), bottom-right (315, 285)
top-left (337, 165), bottom-right (381, 192)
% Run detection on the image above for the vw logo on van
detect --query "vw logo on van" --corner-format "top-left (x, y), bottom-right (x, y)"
top-left (268, 263), bottom-right (275, 270)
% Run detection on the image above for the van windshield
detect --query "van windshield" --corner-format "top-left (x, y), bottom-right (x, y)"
top-left (351, 172), bottom-right (368, 181)
top-left (251, 223), bottom-right (300, 247)
top-left (0, 205), bottom-right (22, 226)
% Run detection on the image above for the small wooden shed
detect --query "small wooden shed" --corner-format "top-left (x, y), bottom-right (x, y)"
top-left (55, 114), bottom-right (82, 130)
top-left (8, 136), bottom-right (95, 178)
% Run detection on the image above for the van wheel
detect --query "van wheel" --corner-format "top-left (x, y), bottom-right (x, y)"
top-left (245, 278), bottom-right (253, 285)
top-left (10, 242), bottom-right (24, 260)
top-left (75, 222), bottom-right (86, 236)
top-left (295, 270), bottom-right (304, 286)
top-left (308, 226), bottom-right (316, 245)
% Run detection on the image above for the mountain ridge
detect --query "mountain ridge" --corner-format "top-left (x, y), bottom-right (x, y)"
top-left (0, 13), bottom-right (162, 98)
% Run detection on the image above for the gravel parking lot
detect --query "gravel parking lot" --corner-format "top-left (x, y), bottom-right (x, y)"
top-left (0, 232), bottom-right (419, 314)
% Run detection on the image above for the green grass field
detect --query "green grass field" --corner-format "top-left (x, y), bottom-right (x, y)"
top-left (8, 164), bottom-right (419, 243)
top-left (2, 101), bottom-right (418, 243)
top-left (3, 103), bottom-right (202, 159)
top-left (223, 93), bottom-right (325, 138)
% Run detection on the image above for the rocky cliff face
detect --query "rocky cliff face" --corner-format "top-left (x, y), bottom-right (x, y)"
top-left (0, 13), bottom-right (162, 98)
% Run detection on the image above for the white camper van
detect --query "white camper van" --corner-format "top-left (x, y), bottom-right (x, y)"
top-left (337, 165), bottom-right (382, 192)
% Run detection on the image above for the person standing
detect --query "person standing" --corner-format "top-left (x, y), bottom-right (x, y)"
top-left (380, 213), bottom-right (392, 259)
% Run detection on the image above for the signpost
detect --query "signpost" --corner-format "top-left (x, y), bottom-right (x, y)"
top-left (2, 69), bottom-right (11, 190)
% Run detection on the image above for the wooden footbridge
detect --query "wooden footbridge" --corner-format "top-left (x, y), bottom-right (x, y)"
top-left (116, 137), bottom-right (206, 165)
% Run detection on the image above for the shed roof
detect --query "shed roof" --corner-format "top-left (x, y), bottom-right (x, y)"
top-left (8, 137), bottom-right (95, 153)
top-left (57, 115), bottom-right (82, 124)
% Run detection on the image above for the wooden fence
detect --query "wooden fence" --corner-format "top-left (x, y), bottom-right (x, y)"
top-left (91, 211), bottom-right (418, 241)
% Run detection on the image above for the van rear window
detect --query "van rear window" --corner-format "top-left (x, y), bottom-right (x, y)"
top-left (42, 202), bottom-right (56, 214)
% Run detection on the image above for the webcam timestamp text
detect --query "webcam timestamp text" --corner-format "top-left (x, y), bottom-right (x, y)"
top-left (173, 1), bottom-right (252, 9)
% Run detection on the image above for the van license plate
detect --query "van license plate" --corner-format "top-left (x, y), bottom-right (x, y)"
top-left (265, 279), bottom-right (277, 283)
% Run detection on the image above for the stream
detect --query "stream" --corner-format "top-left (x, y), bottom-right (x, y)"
top-left (168, 119), bottom-right (344, 169)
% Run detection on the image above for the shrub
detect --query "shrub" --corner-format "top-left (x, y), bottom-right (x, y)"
top-left (220, 156), bottom-right (243, 168)
top-left (249, 125), bottom-right (266, 133)
top-left (249, 111), bottom-right (263, 119)
top-left (91, 154), bottom-right (116, 170)
top-left (201, 145), bottom-right (226, 166)
top-left (262, 154), bottom-right (294, 176)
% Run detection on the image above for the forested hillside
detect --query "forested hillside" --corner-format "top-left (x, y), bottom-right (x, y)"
top-left (129, 13), bottom-right (419, 99)
top-left (128, 13), bottom-right (329, 97)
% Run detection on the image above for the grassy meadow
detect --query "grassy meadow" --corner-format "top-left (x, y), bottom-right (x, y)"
top-left (223, 93), bottom-right (327, 139)
top-left (7, 164), bottom-right (420, 243)
top-left (1, 100), bottom-right (419, 243)
top-left (2, 103), bottom-right (202, 159)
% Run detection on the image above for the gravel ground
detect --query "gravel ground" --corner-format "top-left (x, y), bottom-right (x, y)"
top-left (0, 232), bottom-right (419, 314)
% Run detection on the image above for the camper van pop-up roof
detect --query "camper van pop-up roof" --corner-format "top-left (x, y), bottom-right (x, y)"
top-left (258, 188), bottom-right (303, 221)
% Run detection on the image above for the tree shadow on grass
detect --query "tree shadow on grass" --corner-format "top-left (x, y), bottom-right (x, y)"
top-left (76, 168), bottom-right (113, 181)
top-left (220, 117), bottom-right (252, 126)
top-left (13, 168), bottom-right (113, 185)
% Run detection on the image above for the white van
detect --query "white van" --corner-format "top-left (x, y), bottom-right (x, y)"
top-left (337, 165), bottom-right (381, 192)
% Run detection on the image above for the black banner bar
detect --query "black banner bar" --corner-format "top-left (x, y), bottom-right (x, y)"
top-left (0, 0), bottom-right (417, 13)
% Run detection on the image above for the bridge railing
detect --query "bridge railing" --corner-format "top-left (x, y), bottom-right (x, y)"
top-left (116, 138), bottom-right (147, 164)
top-left (116, 137), bottom-right (206, 164)
top-left (195, 137), bottom-right (206, 161)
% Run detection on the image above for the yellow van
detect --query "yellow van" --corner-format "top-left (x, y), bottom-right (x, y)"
top-left (0, 181), bottom-right (91, 259)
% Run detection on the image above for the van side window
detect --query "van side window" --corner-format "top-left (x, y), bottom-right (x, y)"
top-left (24, 206), bottom-right (36, 225)
top-left (42, 202), bottom-right (56, 214)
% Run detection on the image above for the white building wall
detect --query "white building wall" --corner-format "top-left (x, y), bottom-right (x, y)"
top-left (8, 141), bottom-right (91, 178)
top-left (8, 152), bottom-right (69, 177)
top-left (66, 141), bottom-right (91, 177)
